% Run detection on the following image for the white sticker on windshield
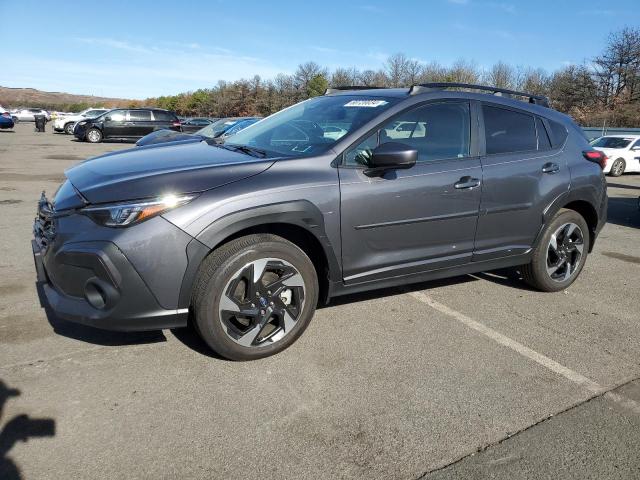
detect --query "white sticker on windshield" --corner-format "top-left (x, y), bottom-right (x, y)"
top-left (343, 100), bottom-right (388, 108)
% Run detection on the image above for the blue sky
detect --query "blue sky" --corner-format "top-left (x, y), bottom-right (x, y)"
top-left (0, 0), bottom-right (635, 98)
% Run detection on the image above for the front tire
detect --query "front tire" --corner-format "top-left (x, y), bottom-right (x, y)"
top-left (192, 234), bottom-right (319, 360)
top-left (521, 209), bottom-right (589, 292)
top-left (86, 128), bottom-right (103, 143)
top-left (608, 158), bottom-right (625, 177)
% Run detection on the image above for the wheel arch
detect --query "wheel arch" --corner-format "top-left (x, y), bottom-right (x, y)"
top-left (541, 192), bottom-right (600, 253)
top-left (178, 201), bottom-right (341, 308)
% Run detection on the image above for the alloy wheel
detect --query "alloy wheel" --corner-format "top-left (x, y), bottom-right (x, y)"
top-left (546, 222), bottom-right (584, 282)
top-left (87, 130), bottom-right (101, 142)
top-left (612, 160), bottom-right (625, 176)
top-left (218, 258), bottom-right (306, 347)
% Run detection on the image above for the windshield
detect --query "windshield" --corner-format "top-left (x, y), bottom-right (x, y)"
top-left (591, 137), bottom-right (633, 149)
top-left (196, 118), bottom-right (243, 138)
top-left (225, 95), bottom-right (400, 157)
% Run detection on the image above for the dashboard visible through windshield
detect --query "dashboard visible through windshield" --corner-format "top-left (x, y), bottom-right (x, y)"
top-left (224, 95), bottom-right (400, 157)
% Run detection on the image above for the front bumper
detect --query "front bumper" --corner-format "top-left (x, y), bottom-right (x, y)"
top-left (73, 124), bottom-right (88, 140)
top-left (33, 197), bottom-right (190, 331)
top-left (32, 238), bottom-right (188, 331)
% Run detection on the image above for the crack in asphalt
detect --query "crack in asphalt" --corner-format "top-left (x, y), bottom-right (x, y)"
top-left (415, 374), bottom-right (640, 479)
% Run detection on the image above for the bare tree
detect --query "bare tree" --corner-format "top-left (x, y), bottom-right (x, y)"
top-left (484, 61), bottom-right (516, 89)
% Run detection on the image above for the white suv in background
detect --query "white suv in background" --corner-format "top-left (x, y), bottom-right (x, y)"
top-left (53, 108), bottom-right (110, 134)
top-left (591, 135), bottom-right (640, 176)
top-left (13, 108), bottom-right (51, 122)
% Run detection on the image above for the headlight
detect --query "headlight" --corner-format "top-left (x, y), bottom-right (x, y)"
top-left (81, 194), bottom-right (197, 227)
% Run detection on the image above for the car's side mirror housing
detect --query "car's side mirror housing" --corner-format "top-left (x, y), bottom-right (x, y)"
top-left (364, 142), bottom-right (417, 177)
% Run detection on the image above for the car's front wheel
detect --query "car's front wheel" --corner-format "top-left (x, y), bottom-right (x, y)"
top-left (192, 234), bottom-right (319, 360)
top-left (86, 128), bottom-right (103, 143)
top-left (521, 209), bottom-right (589, 292)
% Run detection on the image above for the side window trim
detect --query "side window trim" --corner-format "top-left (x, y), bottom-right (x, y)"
top-left (535, 116), bottom-right (552, 151)
top-left (341, 99), bottom-right (473, 168)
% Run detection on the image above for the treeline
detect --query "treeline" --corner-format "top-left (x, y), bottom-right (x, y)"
top-left (145, 27), bottom-right (640, 128)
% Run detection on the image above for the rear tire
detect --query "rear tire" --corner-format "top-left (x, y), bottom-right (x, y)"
top-left (521, 209), bottom-right (589, 292)
top-left (64, 122), bottom-right (75, 135)
top-left (192, 234), bottom-right (319, 360)
top-left (86, 128), bottom-right (103, 143)
top-left (608, 158), bottom-right (625, 177)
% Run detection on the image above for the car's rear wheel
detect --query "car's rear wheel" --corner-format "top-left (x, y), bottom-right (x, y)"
top-left (521, 209), bottom-right (589, 292)
top-left (192, 234), bottom-right (319, 360)
top-left (609, 158), bottom-right (625, 177)
top-left (64, 122), bottom-right (75, 135)
top-left (86, 128), bottom-right (103, 143)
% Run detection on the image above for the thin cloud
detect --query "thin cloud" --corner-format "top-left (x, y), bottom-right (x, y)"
top-left (75, 37), bottom-right (154, 54)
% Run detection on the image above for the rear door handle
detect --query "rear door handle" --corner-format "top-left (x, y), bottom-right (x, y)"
top-left (542, 162), bottom-right (560, 174)
top-left (454, 176), bottom-right (481, 189)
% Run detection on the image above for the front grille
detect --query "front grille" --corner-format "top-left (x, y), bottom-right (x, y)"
top-left (34, 191), bottom-right (56, 248)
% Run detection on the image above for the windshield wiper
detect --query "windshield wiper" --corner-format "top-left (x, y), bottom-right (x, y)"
top-left (220, 144), bottom-right (268, 158)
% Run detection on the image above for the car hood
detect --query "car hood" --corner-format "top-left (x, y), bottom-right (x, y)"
top-left (136, 129), bottom-right (201, 147)
top-left (57, 114), bottom-right (83, 123)
top-left (65, 140), bottom-right (276, 204)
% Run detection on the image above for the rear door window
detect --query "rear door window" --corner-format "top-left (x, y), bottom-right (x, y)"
top-left (129, 110), bottom-right (152, 121)
top-left (483, 105), bottom-right (537, 155)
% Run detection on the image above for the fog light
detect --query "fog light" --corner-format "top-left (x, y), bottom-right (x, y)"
top-left (84, 278), bottom-right (118, 310)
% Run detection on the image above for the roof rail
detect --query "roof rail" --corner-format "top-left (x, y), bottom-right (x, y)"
top-left (324, 86), bottom-right (384, 95)
top-left (409, 82), bottom-right (550, 108)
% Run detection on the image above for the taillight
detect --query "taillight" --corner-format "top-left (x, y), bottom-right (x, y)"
top-left (172, 121), bottom-right (181, 127)
top-left (583, 150), bottom-right (607, 169)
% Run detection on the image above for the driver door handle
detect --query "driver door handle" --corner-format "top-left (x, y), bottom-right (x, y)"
top-left (542, 162), bottom-right (560, 174)
top-left (454, 176), bottom-right (481, 189)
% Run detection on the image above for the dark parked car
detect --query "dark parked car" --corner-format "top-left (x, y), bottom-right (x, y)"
top-left (180, 117), bottom-right (217, 133)
top-left (33, 83), bottom-right (607, 360)
top-left (135, 117), bottom-right (260, 147)
top-left (73, 108), bottom-right (181, 143)
top-left (0, 111), bottom-right (15, 129)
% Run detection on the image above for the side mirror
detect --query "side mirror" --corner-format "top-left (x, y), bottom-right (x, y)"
top-left (104, 116), bottom-right (112, 122)
top-left (364, 142), bottom-right (417, 177)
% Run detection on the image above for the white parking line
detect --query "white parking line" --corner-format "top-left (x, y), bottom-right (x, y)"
top-left (407, 290), bottom-right (640, 414)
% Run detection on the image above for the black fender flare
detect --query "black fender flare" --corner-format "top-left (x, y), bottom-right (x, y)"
top-left (177, 200), bottom-right (341, 308)
top-left (533, 187), bottom-right (602, 252)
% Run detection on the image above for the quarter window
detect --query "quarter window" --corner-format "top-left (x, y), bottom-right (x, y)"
top-left (344, 102), bottom-right (471, 166)
top-left (548, 120), bottom-right (568, 148)
top-left (153, 110), bottom-right (175, 122)
top-left (483, 105), bottom-right (536, 155)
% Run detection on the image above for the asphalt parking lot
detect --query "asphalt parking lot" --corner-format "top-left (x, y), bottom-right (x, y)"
top-left (1, 122), bottom-right (639, 479)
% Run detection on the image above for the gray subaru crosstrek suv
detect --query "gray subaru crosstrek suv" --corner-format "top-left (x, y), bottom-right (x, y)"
top-left (33, 83), bottom-right (608, 360)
